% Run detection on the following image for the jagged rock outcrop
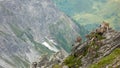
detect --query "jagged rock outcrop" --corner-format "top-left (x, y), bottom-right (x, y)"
top-left (62, 23), bottom-right (120, 68)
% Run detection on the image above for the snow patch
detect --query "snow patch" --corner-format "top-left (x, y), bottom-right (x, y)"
top-left (49, 39), bottom-right (57, 45)
top-left (42, 42), bottom-right (59, 52)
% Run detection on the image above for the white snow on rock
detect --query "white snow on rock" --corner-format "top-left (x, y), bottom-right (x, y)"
top-left (42, 42), bottom-right (59, 52)
top-left (49, 39), bottom-right (57, 45)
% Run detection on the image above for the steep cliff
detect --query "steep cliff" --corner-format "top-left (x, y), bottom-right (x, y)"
top-left (50, 24), bottom-right (120, 68)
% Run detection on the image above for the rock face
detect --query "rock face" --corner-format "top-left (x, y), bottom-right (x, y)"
top-left (32, 49), bottom-right (68, 68)
top-left (81, 29), bottom-right (120, 68)
top-left (0, 0), bottom-right (88, 68)
top-left (62, 23), bottom-right (120, 68)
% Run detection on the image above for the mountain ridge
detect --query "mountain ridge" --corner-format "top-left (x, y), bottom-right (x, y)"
top-left (0, 0), bottom-right (88, 68)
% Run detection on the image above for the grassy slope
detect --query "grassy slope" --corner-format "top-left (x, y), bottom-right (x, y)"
top-left (90, 48), bottom-right (120, 68)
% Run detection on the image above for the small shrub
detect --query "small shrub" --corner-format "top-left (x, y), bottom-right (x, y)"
top-left (64, 55), bottom-right (82, 68)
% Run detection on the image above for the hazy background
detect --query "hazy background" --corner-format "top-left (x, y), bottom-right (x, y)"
top-left (52, 0), bottom-right (120, 31)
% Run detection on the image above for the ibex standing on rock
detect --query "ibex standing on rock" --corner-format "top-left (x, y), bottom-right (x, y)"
top-left (72, 36), bottom-right (82, 46)
top-left (75, 36), bottom-right (82, 43)
top-left (96, 28), bottom-right (105, 35)
top-left (72, 36), bottom-right (82, 54)
top-left (100, 21), bottom-right (110, 32)
top-left (96, 21), bottom-right (110, 35)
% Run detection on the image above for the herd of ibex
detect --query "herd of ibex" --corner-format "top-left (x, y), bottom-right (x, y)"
top-left (71, 21), bottom-right (110, 57)
top-left (75, 21), bottom-right (110, 44)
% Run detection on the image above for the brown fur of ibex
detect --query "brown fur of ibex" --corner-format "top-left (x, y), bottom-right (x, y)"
top-left (75, 36), bottom-right (82, 43)
top-left (100, 21), bottom-right (109, 32)
top-left (96, 27), bottom-right (105, 34)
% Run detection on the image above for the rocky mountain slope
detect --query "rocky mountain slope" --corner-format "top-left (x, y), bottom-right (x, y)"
top-left (64, 24), bottom-right (120, 68)
top-left (0, 0), bottom-right (88, 68)
top-left (37, 23), bottom-right (120, 68)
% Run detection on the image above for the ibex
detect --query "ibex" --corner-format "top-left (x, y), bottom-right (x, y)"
top-left (100, 21), bottom-right (109, 32)
top-left (72, 36), bottom-right (82, 52)
top-left (96, 28), bottom-right (105, 35)
top-left (75, 36), bottom-right (82, 43)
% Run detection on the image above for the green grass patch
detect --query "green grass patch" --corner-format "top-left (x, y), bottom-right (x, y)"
top-left (89, 48), bottom-right (120, 68)
top-left (95, 33), bottom-right (106, 40)
top-left (52, 64), bottom-right (62, 68)
top-left (64, 55), bottom-right (82, 68)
